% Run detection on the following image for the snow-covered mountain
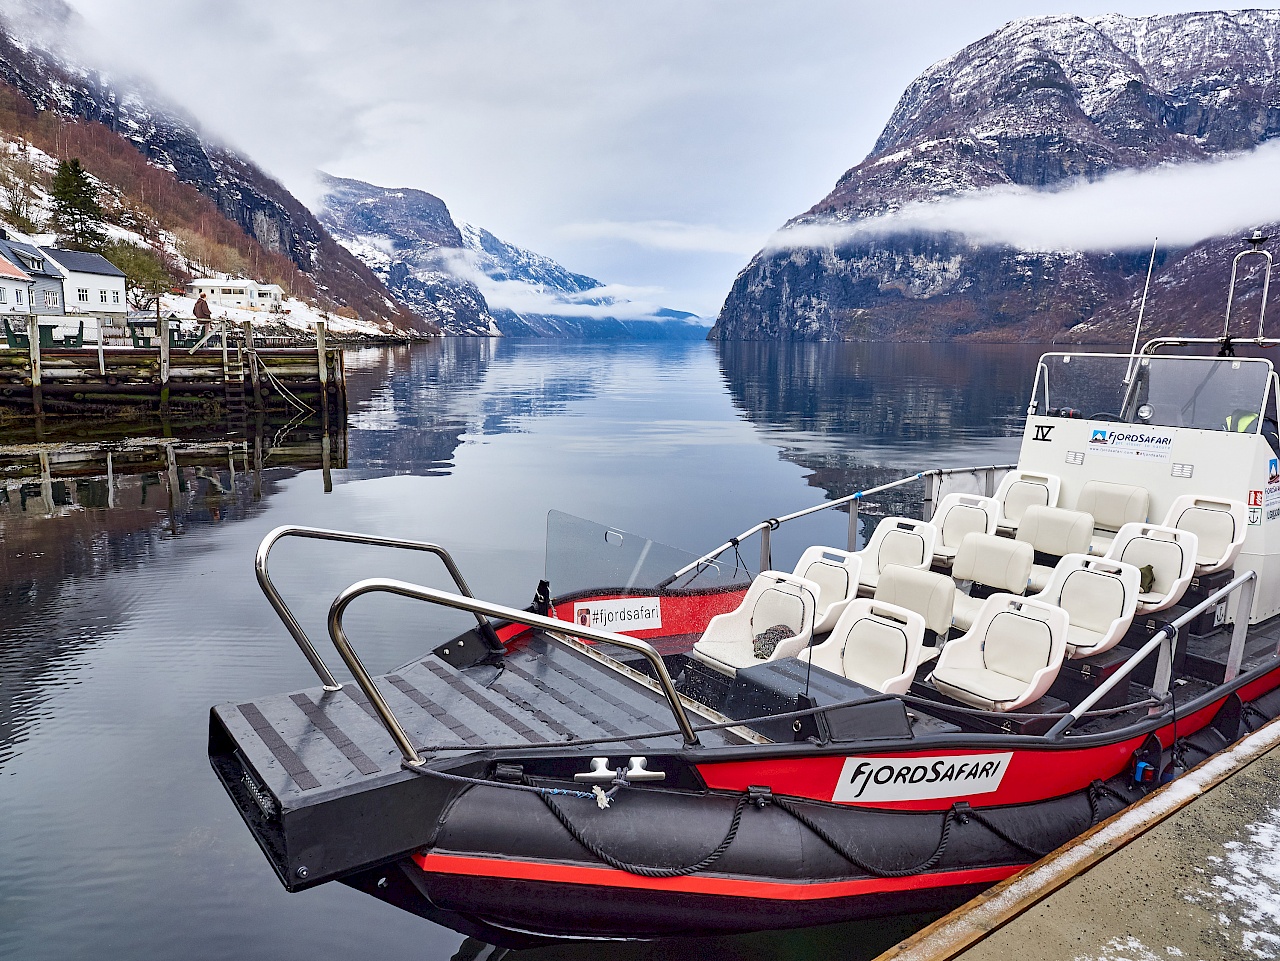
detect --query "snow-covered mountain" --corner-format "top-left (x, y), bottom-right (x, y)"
top-left (0, 1), bottom-right (423, 332)
top-left (317, 174), bottom-right (707, 339)
top-left (713, 11), bottom-right (1280, 342)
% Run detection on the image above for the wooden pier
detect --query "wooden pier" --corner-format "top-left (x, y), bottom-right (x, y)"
top-left (877, 715), bottom-right (1280, 961)
top-left (0, 318), bottom-right (347, 422)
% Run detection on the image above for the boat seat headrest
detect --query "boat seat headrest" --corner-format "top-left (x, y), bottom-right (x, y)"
top-left (952, 532), bottom-right (1033, 593)
top-left (1016, 505), bottom-right (1095, 557)
top-left (1076, 480), bottom-right (1149, 533)
top-left (874, 564), bottom-right (955, 636)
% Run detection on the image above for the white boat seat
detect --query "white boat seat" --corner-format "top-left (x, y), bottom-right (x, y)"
top-left (950, 532), bottom-right (1034, 631)
top-left (993, 470), bottom-right (1061, 532)
top-left (928, 593), bottom-right (1069, 712)
top-left (929, 493), bottom-right (1000, 564)
top-left (1016, 505), bottom-right (1095, 591)
top-left (873, 563), bottom-right (955, 642)
top-left (793, 546), bottom-right (863, 634)
top-left (691, 570), bottom-right (819, 675)
top-left (1029, 553), bottom-right (1140, 658)
top-left (1076, 480), bottom-right (1149, 555)
top-left (1162, 495), bottom-right (1247, 575)
top-left (798, 600), bottom-right (926, 695)
top-left (852, 517), bottom-right (938, 595)
top-left (1104, 523), bottom-right (1199, 614)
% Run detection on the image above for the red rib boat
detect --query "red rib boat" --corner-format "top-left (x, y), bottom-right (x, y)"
top-left (210, 240), bottom-right (1280, 947)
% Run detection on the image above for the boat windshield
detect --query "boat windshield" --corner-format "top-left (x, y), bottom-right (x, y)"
top-left (1035, 353), bottom-right (1273, 432)
top-left (545, 510), bottom-right (752, 598)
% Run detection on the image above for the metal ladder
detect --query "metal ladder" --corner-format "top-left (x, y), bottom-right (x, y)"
top-left (223, 345), bottom-right (248, 422)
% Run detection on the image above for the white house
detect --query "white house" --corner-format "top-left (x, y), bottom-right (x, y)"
top-left (186, 277), bottom-right (286, 310)
top-left (41, 247), bottom-right (128, 314)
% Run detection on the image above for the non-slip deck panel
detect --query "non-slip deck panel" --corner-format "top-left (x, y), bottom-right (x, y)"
top-left (214, 633), bottom-right (743, 806)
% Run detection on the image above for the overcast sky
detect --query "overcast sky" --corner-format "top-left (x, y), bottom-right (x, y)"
top-left (54, 0), bottom-right (1280, 316)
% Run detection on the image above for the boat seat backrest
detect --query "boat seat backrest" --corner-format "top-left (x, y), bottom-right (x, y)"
top-left (1003, 481), bottom-right (1050, 525)
top-left (994, 470), bottom-right (1060, 528)
top-left (750, 587), bottom-right (806, 635)
top-left (1076, 480), bottom-right (1149, 533)
top-left (982, 609), bottom-right (1054, 683)
top-left (1058, 566), bottom-right (1128, 634)
top-left (876, 526), bottom-right (928, 573)
top-left (1114, 531), bottom-right (1185, 595)
top-left (798, 558), bottom-right (851, 608)
top-left (1163, 496), bottom-right (1245, 569)
top-left (952, 532), bottom-right (1033, 593)
top-left (874, 564), bottom-right (955, 636)
top-left (1016, 505), bottom-right (1095, 557)
top-left (842, 610), bottom-right (911, 689)
top-left (932, 493), bottom-right (999, 549)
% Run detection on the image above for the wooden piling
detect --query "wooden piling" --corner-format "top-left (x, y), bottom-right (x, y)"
top-left (27, 314), bottom-right (41, 415)
top-left (158, 313), bottom-right (171, 415)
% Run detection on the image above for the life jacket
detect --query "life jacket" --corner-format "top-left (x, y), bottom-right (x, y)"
top-left (1226, 409), bottom-right (1260, 432)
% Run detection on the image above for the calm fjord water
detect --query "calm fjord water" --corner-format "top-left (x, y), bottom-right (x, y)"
top-left (0, 339), bottom-right (1042, 961)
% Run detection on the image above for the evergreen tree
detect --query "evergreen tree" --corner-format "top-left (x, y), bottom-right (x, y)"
top-left (50, 158), bottom-right (105, 250)
top-left (101, 240), bottom-right (172, 311)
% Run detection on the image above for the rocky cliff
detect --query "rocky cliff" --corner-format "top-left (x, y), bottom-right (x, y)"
top-left (317, 174), bottom-right (707, 338)
top-left (0, 3), bottom-right (423, 331)
top-left (713, 11), bottom-right (1280, 342)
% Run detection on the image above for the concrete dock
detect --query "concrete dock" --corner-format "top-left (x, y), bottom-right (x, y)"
top-left (877, 718), bottom-right (1280, 961)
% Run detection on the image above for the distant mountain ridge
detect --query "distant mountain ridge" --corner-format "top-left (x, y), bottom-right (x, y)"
top-left (317, 173), bottom-right (707, 338)
top-left (713, 10), bottom-right (1280, 342)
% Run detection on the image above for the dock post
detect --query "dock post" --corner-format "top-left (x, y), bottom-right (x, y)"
top-left (316, 319), bottom-right (329, 431)
top-left (321, 430), bottom-right (333, 493)
top-left (158, 313), bottom-right (171, 415)
top-left (96, 316), bottom-right (105, 376)
top-left (847, 501), bottom-right (860, 551)
top-left (759, 524), bottom-right (772, 572)
top-left (242, 322), bottom-right (264, 411)
top-left (27, 313), bottom-right (41, 415)
top-left (106, 451), bottom-right (115, 509)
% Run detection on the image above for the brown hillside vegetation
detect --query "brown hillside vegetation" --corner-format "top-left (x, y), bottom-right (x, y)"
top-left (0, 80), bottom-right (315, 296)
top-left (0, 78), bottom-right (428, 330)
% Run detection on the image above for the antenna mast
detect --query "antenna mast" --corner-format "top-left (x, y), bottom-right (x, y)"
top-left (1124, 237), bottom-right (1158, 385)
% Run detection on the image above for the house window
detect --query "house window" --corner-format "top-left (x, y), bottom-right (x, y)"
top-left (112, 290), bottom-right (120, 304)
top-left (44, 290), bottom-right (59, 307)
top-left (78, 288), bottom-right (89, 303)
top-left (15, 288), bottom-right (23, 305)
top-left (100, 290), bottom-right (108, 304)
top-left (0, 288), bottom-right (8, 304)
top-left (222, 288), bottom-right (233, 294)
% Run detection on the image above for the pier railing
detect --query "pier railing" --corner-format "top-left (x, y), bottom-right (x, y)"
top-left (326, 579), bottom-right (702, 763)
top-left (660, 463), bottom-right (1016, 588)
top-left (1046, 570), bottom-right (1259, 739)
top-left (255, 525), bottom-right (504, 691)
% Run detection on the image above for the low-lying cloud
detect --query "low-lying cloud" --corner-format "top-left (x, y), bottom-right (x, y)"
top-left (768, 141), bottom-right (1280, 254)
top-left (440, 250), bottom-right (702, 322)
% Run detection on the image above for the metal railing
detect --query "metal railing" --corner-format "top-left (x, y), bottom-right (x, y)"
top-left (255, 525), bottom-right (502, 691)
top-left (659, 463), bottom-right (1015, 588)
top-left (1045, 570), bottom-right (1258, 739)
top-left (327, 578), bottom-right (701, 765)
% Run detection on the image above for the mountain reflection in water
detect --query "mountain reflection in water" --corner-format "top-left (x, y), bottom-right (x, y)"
top-left (0, 340), bottom-right (1043, 961)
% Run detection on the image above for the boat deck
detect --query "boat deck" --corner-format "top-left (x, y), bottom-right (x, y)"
top-left (214, 632), bottom-right (746, 809)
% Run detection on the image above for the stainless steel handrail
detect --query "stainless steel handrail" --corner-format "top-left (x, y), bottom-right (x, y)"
top-left (255, 525), bottom-right (501, 691)
top-left (1045, 570), bottom-right (1257, 740)
top-left (327, 578), bottom-right (701, 765)
top-left (659, 463), bottom-right (1016, 587)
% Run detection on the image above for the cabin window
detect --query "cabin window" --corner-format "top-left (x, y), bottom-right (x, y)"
top-left (78, 288), bottom-right (89, 303)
